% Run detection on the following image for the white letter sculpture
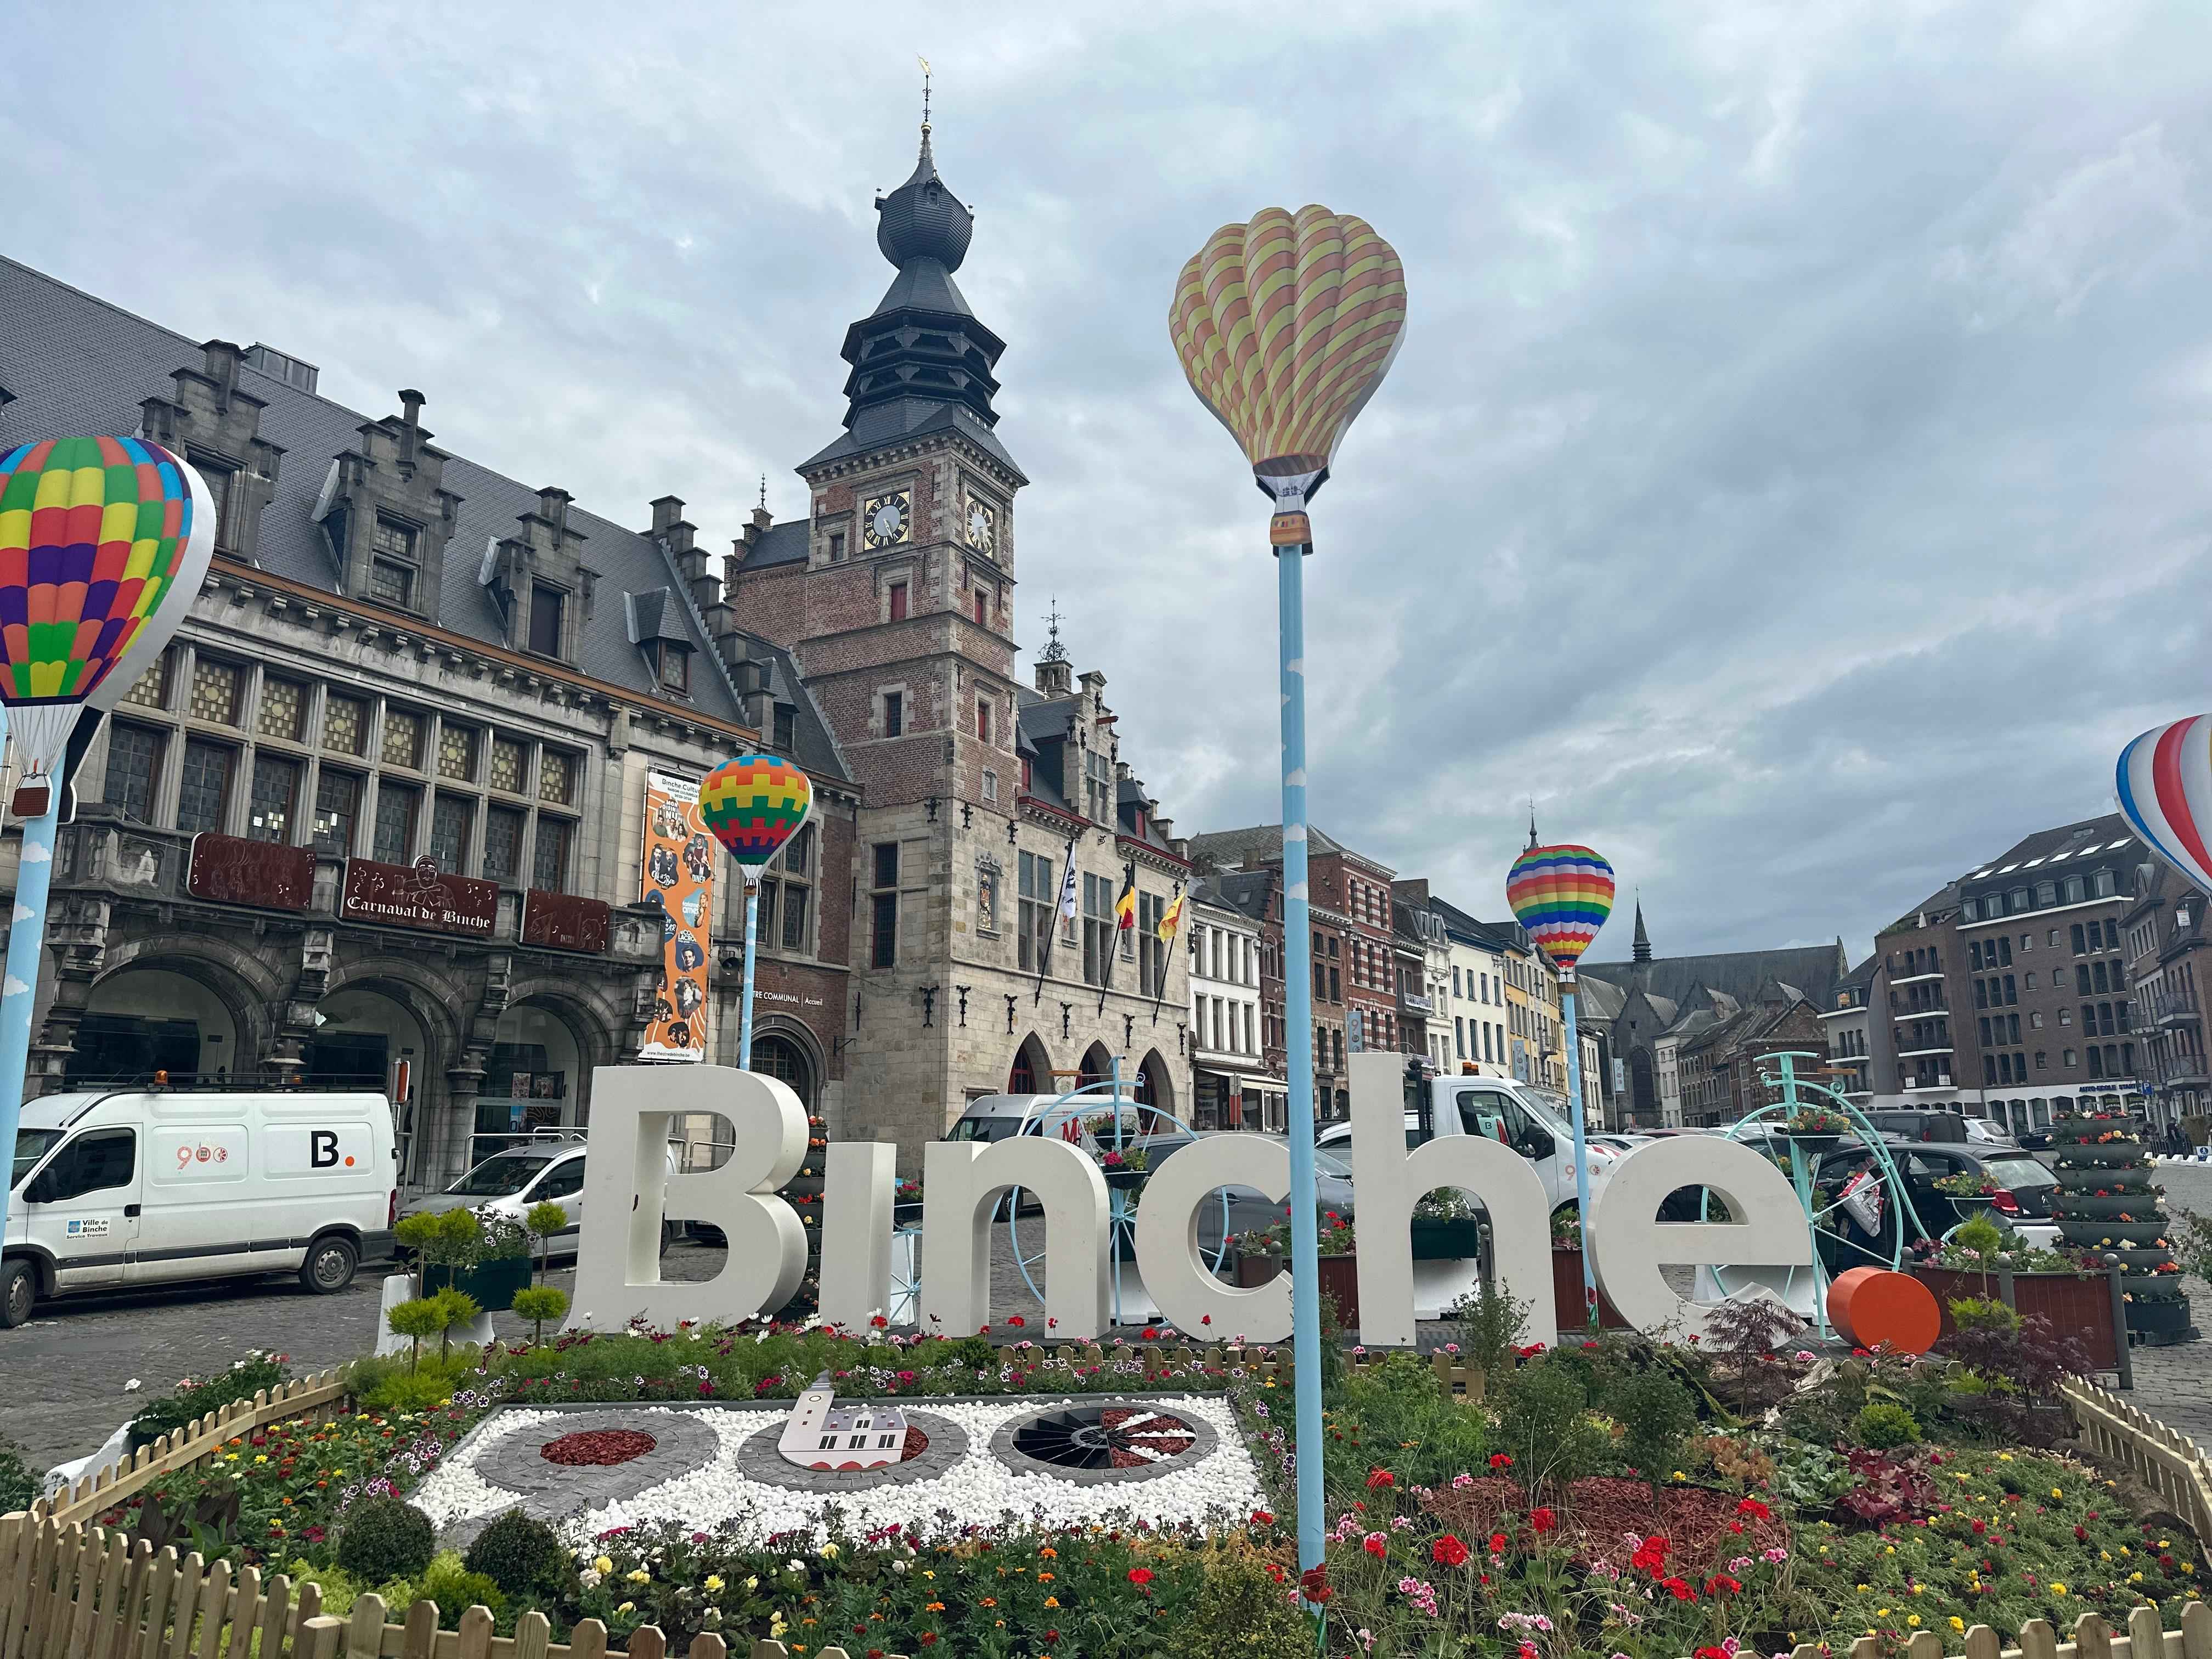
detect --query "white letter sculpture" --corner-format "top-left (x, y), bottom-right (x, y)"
top-left (921, 1137), bottom-right (1110, 1339)
top-left (1346, 1051), bottom-right (1552, 1350)
top-left (817, 1141), bottom-right (896, 1335)
top-left (1132, 1133), bottom-right (1293, 1341)
top-left (571, 1063), bottom-right (808, 1328)
top-left (1589, 1136), bottom-right (1813, 1341)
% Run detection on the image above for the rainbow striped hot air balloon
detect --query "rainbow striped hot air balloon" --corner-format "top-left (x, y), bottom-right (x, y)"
top-left (1505, 843), bottom-right (1618, 977)
top-left (1170, 205), bottom-right (1407, 490)
top-left (0, 436), bottom-right (217, 785)
top-left (2118, 715), bottom-right (2212, 894)
top-left (701, 752), bottom-right (814, 880)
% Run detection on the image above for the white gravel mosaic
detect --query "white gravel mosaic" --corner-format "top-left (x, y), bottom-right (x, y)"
top-left (411, 1397), bottom-right (1263, 1546)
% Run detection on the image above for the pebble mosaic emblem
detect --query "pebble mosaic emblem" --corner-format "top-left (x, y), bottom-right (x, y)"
top-left (469, 1409), bottom-right (718, 1515)
top-left (736, 1408), bottom-right (968, 1492)
top-left (990, 1399), bottom-right (1219, 1486)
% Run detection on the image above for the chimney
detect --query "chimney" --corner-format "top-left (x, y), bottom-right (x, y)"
top-left (201, 340), bottom-right (241, 411)
top-left (1392, 878), bottom-right (1431, 905)
top-left (396, 389), bottom-right (425, 475)
top-left (650, 494), bottom-right (686, 537)
top-left (537, 487), bottom-right (572, 543)
top-left (752, 504), bottom-right (774, 535)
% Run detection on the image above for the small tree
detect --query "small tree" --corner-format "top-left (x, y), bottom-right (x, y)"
top-left (433, 1286), bottom-right (482, 1364)
top-left (1448, 1277), bottom-right (1531, 1387)
top-left (524, 1201), bottom-right (568, 1286)
top-left (386, 1296), bottom-right (447, 1373)
top-left (1609, 1367), bottom-right (1699, 1495)
top-left (512, 1284), bottom-right (569, 1345)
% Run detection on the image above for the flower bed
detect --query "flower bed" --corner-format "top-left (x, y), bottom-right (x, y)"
top-left (1911, 1263), bottom-right (2119, 1370)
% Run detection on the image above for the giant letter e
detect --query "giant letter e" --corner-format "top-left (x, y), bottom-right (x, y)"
top-left (569, 1063), bottom-right (808, 1329)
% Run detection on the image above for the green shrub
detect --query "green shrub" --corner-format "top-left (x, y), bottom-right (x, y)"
top-left (129, 1350), bottom-right (290, 1440)
top-left (1446, 1277), bottom-right (1529, 1383)
top-left (1327, 1351), bottom-right (1488, 1498)
top-left (1607, 1367), bottom-right (1699, 1491)
top-left (287, 1561), bottom-right (362, 1618)
top-left (1948, 1295), bottom-right (2022, 1337)
top-left (419, 1554), bottom-right (506, 1627)
top-left (464, 1509), bottom-right (566, 1598)
top-left (385, 1296), bottom-right (448, 1372)
top-left (433, 1288), bottom-right (482, 1363)
top-left (1496, 1359), bottom-right (1606, 1494)
top-left (359, 1363), bottom-right (465, 1414)
top-left (0, 1436), bottom-right (36, 1513)
top-left (945, 1334), bottom-right (997, 1372)
top-left (1855, 1401), bottom-right (1923, 1449)
top-left (512, 1285), bottom-right (569, 1345)
top-left (1183, 1539), bottom-right (1315, 1658)
top-left (336, 1496), bottom-right (436, 1584)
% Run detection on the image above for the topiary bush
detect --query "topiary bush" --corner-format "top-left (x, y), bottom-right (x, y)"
top-left (1854, 1401), bottom-right (1923, 1449)
top-left (336, 1496), bottom-right (436, 1584)
top-left (463, 1508), bottom-right (567, 1598)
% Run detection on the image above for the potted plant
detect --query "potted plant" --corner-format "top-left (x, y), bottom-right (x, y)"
top-left (2049, 1110), bottom-right (2191, 1343)
top-left (1931, 1168), bottom-right (2002, 1223)
top-left (1408, 1188), bottom-right (1483, 1260)
top-left (1547, 1207), bottom-right (1627, 1329)
top-left (1909, 1214), bottom-right (2120, 1369)
top-left (1780, 1104), bottom-right (1850, 1152)
top-left (399, 1207), bottom-right (533, 1313)
top-left (1231, 1207), bottom-right (1361, 1327)
top-left (893, 1176), bottom-right (925, 1227)
top-left (1100, 1146), bottom-right (1149, 1190)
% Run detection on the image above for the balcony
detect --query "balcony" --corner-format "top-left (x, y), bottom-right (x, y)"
top-left (1401, 992), bottom-right (1434, 1014)
top-left (2158, 989), bottom-right (2202, 1028)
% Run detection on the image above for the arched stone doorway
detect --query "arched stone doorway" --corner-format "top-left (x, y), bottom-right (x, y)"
top-left (1008, 1034), bottom-right (1052, 1096)
top-left (1136, 1048), bottom-right (1175, 1131)
top-left (484, 999), bottom-right (592, 1143)
top-left (751, 1026), bottom-right (819, 1110)
top-left (1077, 1042), bottom-right (1115, 1094)
top-left (69, 963), bottom-right (250, 1086)
top-left (314, 964), bottom-right (462, 1186)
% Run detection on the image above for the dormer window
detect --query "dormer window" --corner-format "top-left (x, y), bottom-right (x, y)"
top-left (528, 582), bottom-right (567, 658)
top-left (656, 641), bottom-right (691, 693)
top-left (191, 452), bottom-right (238, 550)
top-left (370, 514), bottom-right (420, 608)
top-left (774, 703), bottom-right (798, 752)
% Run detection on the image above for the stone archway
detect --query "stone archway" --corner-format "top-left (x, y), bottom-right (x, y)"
top-left (1077, 1042), bottom-right (1115, 1092)
top-left (1008, 1034), bottom-right (1053, 1096)
top-left (1137, 1047), bottom-right (1176, 1131)
top-left (319, 956), bottom-right (470, 1186)
top-left (66, 955), bottom-right (266, 1087)
top-left (751, 1020), bottom-right (821, 1111)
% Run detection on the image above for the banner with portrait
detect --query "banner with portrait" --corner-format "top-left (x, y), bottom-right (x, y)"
top-left (640, 768), bottom-right (714, 1061)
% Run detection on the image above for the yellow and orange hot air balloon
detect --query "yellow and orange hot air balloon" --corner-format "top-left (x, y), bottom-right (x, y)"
top-left (1169, 205), bottom-right (1407, 493)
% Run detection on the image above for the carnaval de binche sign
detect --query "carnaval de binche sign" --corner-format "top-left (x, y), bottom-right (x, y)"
top-left (570, 1053), bottom-right (1818, 1347)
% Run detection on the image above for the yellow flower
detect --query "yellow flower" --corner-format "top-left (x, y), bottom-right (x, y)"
top-left (1885, 1546), bottom-right (1895, 1555)
top-left (1877, 1609), bottom-right (1892, 1618)
top-left (820, 1543), bottom-right (840, 1560)
top-left (626, 1570), bottom-right (650, 1585)
top-left (922, 1570), bottom-right (934, 1580)
top-left (1857, 1585), bottom-right (1870, 1593)
top-left (2122, 1547), bottom-right (2132, 1556)
top-left (1998, 1453), bottom-right (2013, 1462)
top-left (253, 1455), bottom-right (267, 1465)
top-left (1045, 1597), bottom-right (1060, 1609)
top-left (224, 1454), bottom-right (238, 1463)
top-left (2051, 1584), bottom-right (2069, 1597)
top-left (2052, 1488), bottom-right (2064, 1499)
top-left (616, 1602), bottom-right (635, 1616)
top-left (1908, 1615), bottom-right (1922, 1628)
top-left (2132, 1573), bottom-right (2144, 1583)
top-left (2103, 1553), bottom-right (2113, 1562)
top-left (1672, 1470), bottom-right (1686, 1481)
top-left (1950, 1618), bottom-right (1966, 1632)
top-left (703, 1575), bottom-right (724, 1594)
top-left (593, 1555), bottom-right (615, 1576)
top-left (2160, 1540), bottom-right (2171, 1549)
top-left (744, 1576), bottom-right (759, 1592)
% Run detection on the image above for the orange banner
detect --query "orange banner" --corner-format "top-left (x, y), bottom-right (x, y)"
top-left (640, 768), bottom-right (714, 1061)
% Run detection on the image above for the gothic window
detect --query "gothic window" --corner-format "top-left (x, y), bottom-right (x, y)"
top-left (532, 818), bottom-right (572, 893)
top-left (312, 771), bottom-right (359, 856)
top-left (489, 737), bottom-right (526, 795)
top-left (1018, 851), bottom-right (1051, 972)
top-left (246, 755), bottom-right (299, 842)
top-left (102, 724), bottom-right (163, 823)
top-left (373, 781), bottom-right (419, 863)
top-left (119, 652), bottom-right (169, 712)
top-left (430, 793), bottom-right (473, 872)
top-left (382, 708), bottom-right (424, 770)
top-left (1082, 873), bottom-right (1111, 986)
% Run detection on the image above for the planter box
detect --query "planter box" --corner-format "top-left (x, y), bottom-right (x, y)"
top-left (1551, 1246), bottom-right (1628, 1331)
top-left (1911, 1263), bottom-right (2118, 1372)
top-left (425, 1255), bottom-right (532, 1313)
top-left (1410, 1217), bottom-right (1483, 1260)
top-left (1234, 1251), bottom-right (1362, 1330)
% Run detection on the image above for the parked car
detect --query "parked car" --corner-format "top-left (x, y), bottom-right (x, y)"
top-left (4, 1087), bottom-right (397, 1328)
top-left (401, 1137), bottom-right (680, 1256)
top-left (1134, 1134), bottom-right (1357, 1254)
top-left (1809, 1137), bottom-right (2060, 1272)
top-left (1864, 1108), bottom-right (2018, 1150)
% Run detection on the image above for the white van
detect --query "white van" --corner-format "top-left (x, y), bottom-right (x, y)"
top-left (4, 1088), bottom-right (398, 1327)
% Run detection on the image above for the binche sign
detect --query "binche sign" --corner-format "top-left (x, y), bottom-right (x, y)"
top-left (571, 1053), bottom-right (1814, 1345)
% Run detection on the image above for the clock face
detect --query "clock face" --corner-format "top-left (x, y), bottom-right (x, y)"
top-left (862, 491), bottom-right (911, 550)
top-left (966, 499), bottom-right (996, 552)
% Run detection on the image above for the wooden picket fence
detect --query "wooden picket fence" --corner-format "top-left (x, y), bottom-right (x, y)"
top-left (31, 1370), bottom-right (354, 1532)
top-left (2064, 1377), bottom-right (2212, 1549)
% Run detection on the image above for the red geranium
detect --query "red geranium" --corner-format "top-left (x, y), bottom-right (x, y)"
top-left (1631, 1534), bottom-right (1671, 1574)
top-left (1705, 1574), bottom-right (1743, 1597)
top-left (1251, 1509), bottom-right (1274, 1526)
top-left (1432, 1534), bottom-right (1471, 1567)
top-left (1363, 1534), bottom-right (1388, 1558)
top-left (1529, 1507), bottom-right (1556, 1534)
top-left (1488, 1453), bottom-right (1513, 1469)
top-left (1736, 1497), bottom-right (1771, 1521)
top-left (1662, 1576), bottom-right (1697, 1601)
top-left (1366, 1468), bottom-right (1396, 1488)
top-left (1488, 1531), bottom-right (1509, 1555)
top-left (1299, 1566), bottom-right (1333, 1604)
top-left (1127, 1567), bottom-right (1154, 1586)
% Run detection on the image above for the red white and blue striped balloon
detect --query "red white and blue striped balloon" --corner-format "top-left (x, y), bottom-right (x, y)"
top-left (2118, 715), bottom-right (2212, 893)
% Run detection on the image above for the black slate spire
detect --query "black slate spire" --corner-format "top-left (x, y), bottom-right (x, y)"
top-left (803, 112), bottom-right (1023, 479)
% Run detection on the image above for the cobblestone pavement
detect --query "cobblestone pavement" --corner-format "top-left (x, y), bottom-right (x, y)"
top-left (2123, 1161), bottom-right (2212, 1451)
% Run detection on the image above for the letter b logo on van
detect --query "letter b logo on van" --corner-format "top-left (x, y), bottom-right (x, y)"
top-left (266, 1124), bottom-right (370, 1177)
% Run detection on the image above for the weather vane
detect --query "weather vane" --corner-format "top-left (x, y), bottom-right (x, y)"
top-left (758, 473), bottom-right (767, 512)
top-left (1039, 596), bottom-right (1069, 663)
top-left (919, 55), bottom-right (932, 131)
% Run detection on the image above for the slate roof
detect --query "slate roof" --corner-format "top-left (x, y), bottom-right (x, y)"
top-left (1581, 941), bottom-right (1848, 1012)
top-left (1212, 868), bottom-right (1277, 928)
top-left (1574, 976), bottom-right (1626, 1023)
top-left (0, 254), bottom-right (836, 765)
top-left (1190, 823), bottom-right (1357, 870)
top-left (1960, 813), bottom-right (2136, 882)
top-left (735, 518), bottom-right (812, 573)
top-left (625, 587), bottom-right (691, 645)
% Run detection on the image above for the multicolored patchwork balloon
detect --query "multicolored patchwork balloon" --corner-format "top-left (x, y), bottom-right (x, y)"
top-left (2118, 715), bottom-right (2212, 893)
top-left (700, 752), bottom-right (812, 879)
top-left (1506, 843), bottom-right (1617, 976)
top-left (0, 436), bottom-right (216, 779)
top-left (1170, 205), bottom-right (1407, 481)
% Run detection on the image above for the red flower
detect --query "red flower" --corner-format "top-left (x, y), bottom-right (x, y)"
top-left (1520, 1645), bottom-right (1539, 1659)
top-left (1631, 1535), bottom-right (1671, 1574)
top-left (1971, 1520), bottom-right (1986, 1535)
top-left (1529, 1506), bottom-right (1556, 1534)
top-left (1251, 1509), bottom-right (1275, 1526)
top-left (1127, 1567), bottom-right (1155, 1586)
top-left (1488, 1532), bottom-right (1510, 1555)
top-left (1366, 1468), bottom-right (1396, 1488)
top-left (1736, 1497), bottom-right (1771, 1521)
top-left (919, 1634), bottom-right (938, 1646)
top-left (1299, 1566), bottom-right (1333, 1604)
top-left (1432, 1534), bottom-right (1470, 1567)
top-left (1363, 1534), bottom-right (1388, 1558)
top-left (1142, 1327), bottom-right (1159, 1340)
top-left (1488, 1453), bottom-right (1513, 1469)
top-left (1662, 1576), bottom-right (1697, 1601)
top-left (1697, 1649), bottom-right (1734, 1659)
top-left (1705, 1574), bottom-right (1743, 1597)
top-left (1201, 1314), bottom-right (1212, 1325)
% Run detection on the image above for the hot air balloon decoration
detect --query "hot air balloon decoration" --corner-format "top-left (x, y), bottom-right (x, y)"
top-left (1506, 836), bottom-right (1616, 1333)
top-left (0, 435), bottom-right (217, 1246)
top-left (1505, 843), bottom-right (1619, 979)
top-left (1169, 205), bottom-right (1406, 1582)
top-left (0, 436), bottom-right (217, 813)
top-left (2118, 715), bottom-right (2212, 894)
top-left (699, 753), bottom-right (814, 1069)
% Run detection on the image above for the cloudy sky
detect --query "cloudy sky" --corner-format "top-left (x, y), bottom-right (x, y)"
top-left (7, 3), bottom-right (2208, 962)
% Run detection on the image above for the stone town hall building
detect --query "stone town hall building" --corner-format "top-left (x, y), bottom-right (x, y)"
top-left (0, 118), bottom-right (1188, 1176)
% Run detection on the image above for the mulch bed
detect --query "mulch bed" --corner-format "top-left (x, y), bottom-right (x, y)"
top-left (541, 1429), bottom-right (658, 1466)
top-left (1102, 1409), bottom-right (1194, 1470)
top-left (1419, 1476), bottom-right (1788, 1575)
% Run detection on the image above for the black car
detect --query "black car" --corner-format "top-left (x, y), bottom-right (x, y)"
top-left (1812, 1137), bottom-right (2058, 1269)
